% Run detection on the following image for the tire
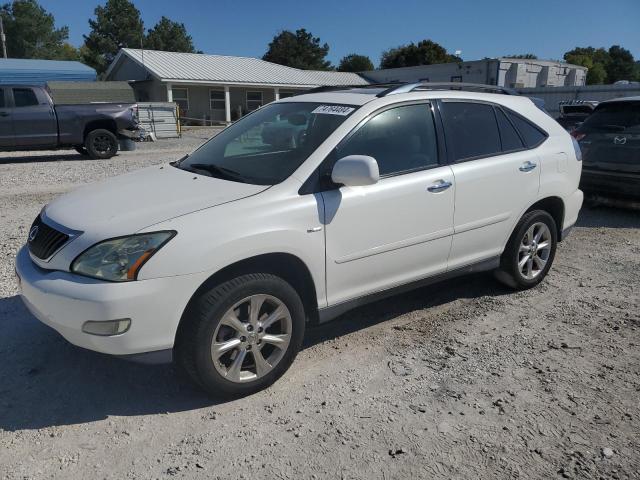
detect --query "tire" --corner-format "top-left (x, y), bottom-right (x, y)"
top-left (74, 146), bottom-right (89, 156)
top-left (175, 273), bottom-right (305, 398)
top-left (494, 210), bottom-right (558, 290)
top-left (85, 129), bottom-right (118, 159)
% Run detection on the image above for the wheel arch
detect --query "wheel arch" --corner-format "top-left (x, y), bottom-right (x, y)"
top-left (525, 196), bottom-right (565, 240)
top-left (174, 252), bottom-right (319, 347)
top-left (83, 119), bottom-right (118, 140)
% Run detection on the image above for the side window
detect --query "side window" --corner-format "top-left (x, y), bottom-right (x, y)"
top-left (506, 111), bottom-right (547, 148)
top-left (13, 88), bottom-right (39, 108)
top-left (0, 88), bottom-right (4, 108)
top-left (495, 107), bottom-right (524, 152)
top-left (338, 104), bottom-right (438, 176)
top-left (440, 101), bottom-right (501, 162)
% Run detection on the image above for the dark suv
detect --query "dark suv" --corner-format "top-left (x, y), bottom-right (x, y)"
top-left (573, 97), bottom-right (640, 200)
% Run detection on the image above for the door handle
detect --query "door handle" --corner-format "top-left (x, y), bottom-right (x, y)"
top-left (0, 111), bottom-right (9, 117)
top-left (427, 180), bottom-right (452, 193)
top-left (519, 161), bottom-right (537, 172)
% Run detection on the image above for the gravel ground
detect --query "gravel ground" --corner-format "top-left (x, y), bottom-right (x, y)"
top-left (0, 131), bottom-right (639, 479)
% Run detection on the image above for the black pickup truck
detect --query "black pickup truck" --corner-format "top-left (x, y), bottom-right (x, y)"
top-left (0, 84), bottom-right (139, 159)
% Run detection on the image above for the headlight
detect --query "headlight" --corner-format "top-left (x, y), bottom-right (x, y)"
top-left (71, 231), bottom-right (175, 282)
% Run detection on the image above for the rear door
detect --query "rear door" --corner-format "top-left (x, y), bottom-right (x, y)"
top-left (10, 87), bottom-right (58, 147)
top-left (0, 87), bottom-right (14, 147)
top-left (441, 100), bottom-right (544, 269)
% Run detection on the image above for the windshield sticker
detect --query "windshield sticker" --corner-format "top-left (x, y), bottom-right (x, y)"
top-left (311, 105), bottom-right (355, 116)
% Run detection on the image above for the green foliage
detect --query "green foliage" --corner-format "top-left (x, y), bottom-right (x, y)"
top-left (337, 53), bottom-right (374, 72)
top-left (379, 40), bottom-right (461, 69)
top-left (0, 0), bottom-right (75, 59)
top-left (263, 28), bottom-right (332, 70)
top-left (82, 0), bottom-right (144, 74)
top-left (505, 54), bottom-right (538, 59)
top-left (564, 45), bottom-right (638, 84)
top-left (144, 16), bottom-right (195, 53)
top-left (607, 45), bottom-right (636, 83)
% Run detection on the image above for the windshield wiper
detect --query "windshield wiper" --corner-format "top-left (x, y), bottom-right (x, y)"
top-left (186, 163), bottom-right (249, 183)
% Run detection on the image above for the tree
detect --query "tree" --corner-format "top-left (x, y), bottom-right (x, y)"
top-left (607, 45), bottom-right (637, 82)
top-left (505, 54), bottom-right (538, 59)
top-left (263, 28), bottom-right (331, 70)
top-left (82, 0), bottom-right (144, 74)
top-left (380, 39), bottom-right (461, 69)
top-left (337, 53), bottom-right (374, 72)
top-left (0, 0), bottom-right (73, 59)
top-left (144, 16), bottom-right (196, 53)
top-left (564, 46), bottom-right (610, 85)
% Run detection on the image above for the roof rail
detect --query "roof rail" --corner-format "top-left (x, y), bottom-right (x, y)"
top-left (299, 82), bottom-right (404, 96)
top-left (377, 82), bottom-right (518, 97)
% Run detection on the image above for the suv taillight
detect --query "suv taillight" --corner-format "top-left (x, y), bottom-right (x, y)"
top-left (570, 130), bottom-right (586, 141)
top-left (571, 136), bottom-right (583, 161)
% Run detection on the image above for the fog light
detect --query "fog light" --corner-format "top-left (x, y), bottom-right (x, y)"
top-left (82, 319), bottom-right (131, 336)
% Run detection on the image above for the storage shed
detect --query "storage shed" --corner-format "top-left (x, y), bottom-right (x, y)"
top-left (0, 58), bottom-right (96, 84)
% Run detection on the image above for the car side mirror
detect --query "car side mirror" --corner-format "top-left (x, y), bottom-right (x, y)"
top-left (331, 155), bottom-right (379, 187)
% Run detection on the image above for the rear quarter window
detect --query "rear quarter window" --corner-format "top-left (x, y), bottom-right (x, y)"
top-left (506, 111), bottom-right (547, 148)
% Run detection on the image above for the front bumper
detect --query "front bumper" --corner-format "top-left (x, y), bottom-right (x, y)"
top-left (15, 246), bottom-right (206, 356)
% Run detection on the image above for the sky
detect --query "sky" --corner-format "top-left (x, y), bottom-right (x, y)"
top-left (39, 0), bottom-right (640, 67)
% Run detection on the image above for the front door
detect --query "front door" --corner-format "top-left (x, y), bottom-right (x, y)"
top-left (0, 87), bottom-right (14, 147)
top-left (321, 103), bottom-right (455, 306)
top-left (10, 87), bottom-right (57, 147)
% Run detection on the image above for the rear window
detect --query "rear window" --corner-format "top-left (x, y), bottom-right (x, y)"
top-left (506, 111), bottom-right (547, 148)
top-left (440, 101), bottom-right (501, 162)
top-left (13, 88), bottom-right (39, 107)
top-left (581, 102), bottom-right (640, 133)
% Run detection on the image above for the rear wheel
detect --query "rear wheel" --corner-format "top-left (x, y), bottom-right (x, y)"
top-left (495, 210), bottom-right (557, 289)
top-left (85, 129), bottom-right (118, 159)
top-left (175, 273), bottom-right (305, 397)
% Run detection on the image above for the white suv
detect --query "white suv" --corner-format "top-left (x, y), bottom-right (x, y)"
top-left (16, 83), bottom-right (583, 396)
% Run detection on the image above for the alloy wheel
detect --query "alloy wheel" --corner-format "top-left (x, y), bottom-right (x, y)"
top-left (211, 294), bottom-right (292, 383)
top-left (518, 222), bottom-right (552, 280)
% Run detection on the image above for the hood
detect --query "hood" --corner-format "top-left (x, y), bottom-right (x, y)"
top-left (44, 164), bottom-right (269, 234)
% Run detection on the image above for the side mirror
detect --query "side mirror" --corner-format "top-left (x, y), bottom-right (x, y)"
top-left (331, 155), bottom-right (379, 187)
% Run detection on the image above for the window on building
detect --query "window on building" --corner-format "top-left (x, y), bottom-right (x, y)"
top-left (246, 91), bottom-right (263, 111)
top-left (506, 111), bottom-right (547, 148)
top-left (279, 92), bottom-right (295, 99)
top-left (172, 88), bottom-right (189, 112)
top-left (210, 90), bottom-right (225, 110)
top-left (13, 88), bottom-right (39, 107)
top-left (337, 104), bottom-right (439, 176)
top-left (495, 107), bottom-right (525, 152)
top-left (440, 101), bottom-right (501, 162)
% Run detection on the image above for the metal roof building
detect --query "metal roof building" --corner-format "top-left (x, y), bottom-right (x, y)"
top-left (105, 48), bottom-right (367, 123)
top-left (0, 58), bottom-right (96, 84)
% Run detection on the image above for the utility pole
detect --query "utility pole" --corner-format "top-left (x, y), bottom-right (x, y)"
top-left (0, 16), bottom-right (7, 58)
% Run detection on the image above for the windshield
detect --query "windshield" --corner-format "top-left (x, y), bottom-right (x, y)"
top-left (175, 102), bottom-right (357, 185)
top-left (580, 102), bottom-right (640, 132)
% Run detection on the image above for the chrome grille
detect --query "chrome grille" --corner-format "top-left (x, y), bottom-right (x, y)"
top-left (27, 215), bottom-right (69, 260)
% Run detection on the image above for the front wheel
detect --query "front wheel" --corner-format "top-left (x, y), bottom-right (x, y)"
top-left (175, 273), bottom-right (305, 397)
top-left (85, 128), bottom-right (118, 159)
top-left (495, 210), bottom-right (558, 290)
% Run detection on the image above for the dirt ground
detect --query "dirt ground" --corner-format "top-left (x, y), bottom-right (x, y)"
top-left (0, 131), bottom-right (638, 479)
